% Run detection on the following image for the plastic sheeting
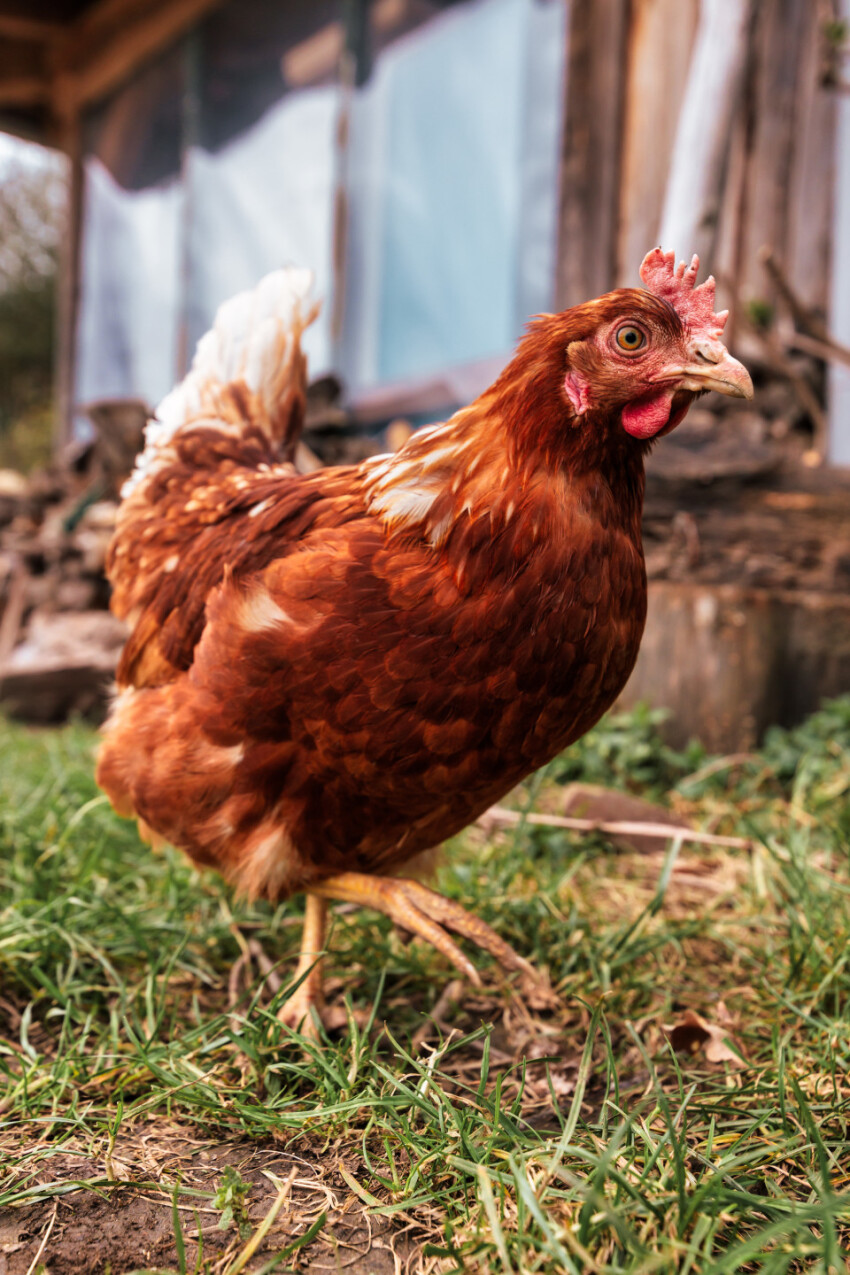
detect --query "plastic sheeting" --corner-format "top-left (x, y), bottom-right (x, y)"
top-left (75, 87), bottom-right (337, 420)
top-left (75, 161), bottom-right (183, 412)
top-left (183, 86), bottom-right (338, 365)
top-left (342, 0), bottom-right (565, 393)
top-left (74, 0), bottom-right (566, 424)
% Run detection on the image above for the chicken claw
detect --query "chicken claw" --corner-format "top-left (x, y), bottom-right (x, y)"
top-left (277, 872), bottom-right (543, 1038)
top-left (312, 872), bottom-right (539, 986)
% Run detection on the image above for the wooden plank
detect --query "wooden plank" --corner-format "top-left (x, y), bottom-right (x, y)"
top-left (785, 4), bottom-right (836, 316)
top-left (50, 0), bottom-right (226, 116)
top-left (734, 0), bottom-right (811, 305)
top-left (555, 0), bottom-right (630, 308)
top-left (711, 69), bottom-right (752, 341)
top-left (658, 0), bottom-right (756, 271)
top-left (618, 0), bottom-right (698, 283)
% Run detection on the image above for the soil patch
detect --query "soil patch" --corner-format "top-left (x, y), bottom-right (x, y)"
top-left (0, 1129), bottom-right (411, 1275)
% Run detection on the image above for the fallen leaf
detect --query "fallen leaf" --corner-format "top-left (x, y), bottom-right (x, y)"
top-left (663, 1008), bottom-right (746, 1067)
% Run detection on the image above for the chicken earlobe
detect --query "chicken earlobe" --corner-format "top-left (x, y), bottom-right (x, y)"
top-left (564, 370), bottom-right (592, 416)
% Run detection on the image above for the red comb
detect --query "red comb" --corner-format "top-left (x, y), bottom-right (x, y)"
top-left (639, 248), bottom-right (728, 338)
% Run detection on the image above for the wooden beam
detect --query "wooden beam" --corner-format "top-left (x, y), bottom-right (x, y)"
top-left (282, 22), bottom-right (344, 88)
top-left (0, 15), bottom-right (64, 42)
top-left (54, 113), bottom-right (84, 452)
top-left (53, 0), bottom-right (176, 72)
top-left (0, 76), bottom-right (49, 108)
top-left (555, 0), bottom-right (630, 308)
top-left (50, 0), bottom-right (226, 117)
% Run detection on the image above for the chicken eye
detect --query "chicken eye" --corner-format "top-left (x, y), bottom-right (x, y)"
top-left (615, 325), bottom-right (646, 353)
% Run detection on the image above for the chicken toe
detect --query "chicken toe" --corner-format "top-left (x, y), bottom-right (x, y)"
top-left (311, 872), bottom-right (539, 988)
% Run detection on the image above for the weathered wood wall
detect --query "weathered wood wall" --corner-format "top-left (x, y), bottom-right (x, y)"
top-left (723, 0), bottom-right (835, 318)
top-left (556, 0), bottom-right (630, 308)
top-left (559, 0), bottom-right (837, 323)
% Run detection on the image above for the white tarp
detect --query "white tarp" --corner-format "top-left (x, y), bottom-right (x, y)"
top-left (342, 0), bottom-right (566, 395)
top-left (75, 0), bottom-right (566, 421)
top-left (76, 86), bottom-right (337, 421)
top-left (182, 85), bottom-right (338, 370)
top-left (75, 160), bottom-right (183, 412)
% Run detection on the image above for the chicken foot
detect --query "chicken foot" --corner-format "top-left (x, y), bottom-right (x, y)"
top-left (320, 871), bottom-right (537, 983)
top-left (277, 872), bottom-right (543, 1039)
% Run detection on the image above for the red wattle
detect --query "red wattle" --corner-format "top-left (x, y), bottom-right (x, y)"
top-left (621, 392), bottom-right (674, 439)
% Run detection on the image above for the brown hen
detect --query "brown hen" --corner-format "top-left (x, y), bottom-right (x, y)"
top-left (96, 251), bottom-right (752, 1034)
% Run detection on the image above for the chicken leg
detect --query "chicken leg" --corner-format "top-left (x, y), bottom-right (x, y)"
top-left (276, 872), bottom-right (538, 1037)
top-left (277, 893), bottom-right (328, 1038)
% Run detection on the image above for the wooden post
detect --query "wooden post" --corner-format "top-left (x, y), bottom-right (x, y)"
top-left (617, 0), bottom-right (699, 284)
top-left (176, 27), bottom-right (202, 379)
top-left (829, 0), bottom-right (850, 464)
top-left (657, 0), bottom-right (756, 269)
top-left (555, 0), bottom-right (630, 309)
top-left (53, 109), bottom-right (84, 453)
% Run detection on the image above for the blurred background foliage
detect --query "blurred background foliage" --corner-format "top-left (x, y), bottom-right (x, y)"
top-left (0, 155), bottom-right (66, 472)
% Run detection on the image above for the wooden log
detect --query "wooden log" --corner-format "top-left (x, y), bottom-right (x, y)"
top-left (620, 580), bottom-right (850, 751)
top-left (0, 611), bottom-right (127, 724)
top-left (0, 662), bottom-right (116, 724)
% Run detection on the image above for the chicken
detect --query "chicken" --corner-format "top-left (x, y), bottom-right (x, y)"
top-left (96, 250), bottom-right (752, 1034)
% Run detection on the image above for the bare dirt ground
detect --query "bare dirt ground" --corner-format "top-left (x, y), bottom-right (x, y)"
top-left (0, 1126), bottom-right (411, 1275)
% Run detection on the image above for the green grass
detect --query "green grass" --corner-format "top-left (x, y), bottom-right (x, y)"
top-left (1, 702), bottom-right (850, 1272)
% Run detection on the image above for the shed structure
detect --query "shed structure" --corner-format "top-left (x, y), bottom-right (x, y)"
top-left (0, 0), bottom-right (845, 457)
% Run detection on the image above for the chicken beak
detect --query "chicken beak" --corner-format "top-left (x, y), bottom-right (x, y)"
top-left (671, 340), bottom-right (754, 399)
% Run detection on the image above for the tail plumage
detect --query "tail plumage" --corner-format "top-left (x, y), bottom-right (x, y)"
top-left (124, 267), bottom-right (319, 498)
top-left (107, 267), bottom-right (319, 688)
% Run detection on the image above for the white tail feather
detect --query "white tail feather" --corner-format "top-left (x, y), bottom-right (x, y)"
top-left (124, 267), bottom-right (318, 497)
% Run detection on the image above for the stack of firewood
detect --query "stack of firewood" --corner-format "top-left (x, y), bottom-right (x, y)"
top-left (0, 398), bottom-right (149, 723)
top-left (0, 468), bottom-right (126, 722)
